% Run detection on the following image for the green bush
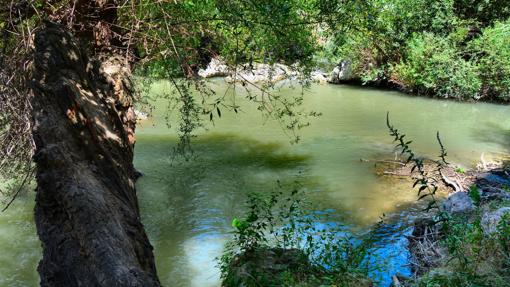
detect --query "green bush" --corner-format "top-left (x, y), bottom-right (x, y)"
top-left (392, 32), bottom-right (481, 99)
top-left (470, 20), bottom-right (510, 101)
top-left (219, 186), bottom-right (377, 287)
top-left (415, 213), bottom-right (510, 287)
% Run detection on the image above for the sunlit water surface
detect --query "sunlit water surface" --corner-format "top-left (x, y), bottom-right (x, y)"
top-left (1, 80), bottom-right (509, 286)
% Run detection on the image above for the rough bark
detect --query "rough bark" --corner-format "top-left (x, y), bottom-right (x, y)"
top-left (30, 22), bottom-right (160, 286)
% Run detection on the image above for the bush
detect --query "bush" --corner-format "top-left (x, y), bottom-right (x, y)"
top-left (392, 32), bottom-right (481, 99)
top-left (470, 20), bottom-right (510, 101)
top-left (415, 213), bottom-right (510, 287)
top-left (219, 185), bottom-right (378, 287)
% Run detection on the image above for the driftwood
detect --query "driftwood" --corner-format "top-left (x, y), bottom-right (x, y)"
top-left (439, 169), bottom-right (462, 193)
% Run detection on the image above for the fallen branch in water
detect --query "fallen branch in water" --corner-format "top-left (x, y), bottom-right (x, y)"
top-left (439, 169), bottom-right (462, 193)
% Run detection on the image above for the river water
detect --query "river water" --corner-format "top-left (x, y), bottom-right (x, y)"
top-left (1, 81), bottom-right (509, 286)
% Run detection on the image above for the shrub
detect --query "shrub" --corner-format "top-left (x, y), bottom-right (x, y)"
top-left (392, 32), bottom-right (481, 99)
top-left (470, 20), bottom-right (510, 101)
top-left (219, 185), bottom-right (378, 287)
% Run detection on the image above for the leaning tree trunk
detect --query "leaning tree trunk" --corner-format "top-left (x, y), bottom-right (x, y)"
top-left (31, 22), bottom-right (160, 286)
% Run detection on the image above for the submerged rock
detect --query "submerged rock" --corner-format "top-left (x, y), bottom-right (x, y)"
top-left (442, 192), bottom-right (475, 214)
top-left (481, 207), bottom-right (510, 234)
top-left (480, 186), bottom-right (510, 202)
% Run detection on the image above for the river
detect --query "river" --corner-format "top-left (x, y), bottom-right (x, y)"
top-left (1, 80), bottom-right (509, 286)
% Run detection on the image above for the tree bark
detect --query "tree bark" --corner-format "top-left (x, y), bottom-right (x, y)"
top-left (31, 22), bottom-right (160, 286)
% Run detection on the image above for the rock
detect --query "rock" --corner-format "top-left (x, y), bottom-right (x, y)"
top-left (442, 192), bottom-right (475, 214)
top-left (481, 207), bottom-right (510, 234)
top-left (226, 63), bottom-right (296, 83)
top-left (480, 186), bottom-right (510, 202)
top-left (310, 70), bottom-right (329, 84)
top-left (224, 248), bottom-right (311, 286)
top-left (477, 172), bottom-right (510, 186)
top-left (329, 60), bottom-right (354, 83)
top-left (198, 58), bottom-right (229, 78)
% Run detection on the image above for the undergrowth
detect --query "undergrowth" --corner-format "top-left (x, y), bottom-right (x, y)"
top-left (218, 181), bottom-right (380, 287)
top-left (387, 114), bottom-right (510, 287)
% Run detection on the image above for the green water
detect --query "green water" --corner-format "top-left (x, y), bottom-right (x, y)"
top-left (1, 81), bottom-right (509, 286)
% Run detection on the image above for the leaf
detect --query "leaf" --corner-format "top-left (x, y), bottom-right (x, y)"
top-left (425, 201), bottom-right (437, 211)
top-left (217, 107), bottom-right (221, 118)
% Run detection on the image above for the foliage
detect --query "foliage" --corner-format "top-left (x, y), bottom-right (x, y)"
top-left (129, 0), bottom-right (323, 153)
top-left (321, 0), bottom-right (510, 101)
top-left (468, 185), bottom-right (481, 207)
top-left (415, 212), bottom-right (510, 287)
top-left (453, 0), bottom-right (510, 27)
top-left (386, 113), bottom-right (449, 218)
top-left (387, 116), bottom-right (510, 286)
top-left (392, 32), bottom-right (481, 99)
top-left (0, 0), bottom-right (323, 201)
top-left (219, 182), bottom-right (378, 287)
top-left (470, 19), bottom-right (510, 100)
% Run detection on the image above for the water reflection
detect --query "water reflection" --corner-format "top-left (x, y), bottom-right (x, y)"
top-left (134, 133), bottom-right (418, 286)
top-left (1, 82), bottom-right (510, 286)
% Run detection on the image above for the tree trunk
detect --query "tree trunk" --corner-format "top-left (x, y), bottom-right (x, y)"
top-left (31, 22), bottom-right (160, 286)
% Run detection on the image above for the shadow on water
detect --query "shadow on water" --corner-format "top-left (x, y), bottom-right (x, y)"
top-left (134, 133), bottom-right (324, 286)
top-left (134, 133), bottom-right (417, 286)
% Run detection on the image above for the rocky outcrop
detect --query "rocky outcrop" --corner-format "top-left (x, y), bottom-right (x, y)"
top-left (311, 70), bottom-right (329, 84)
top-left (198, 58), bottom-right (330, 84)
top-left (225, 63), bottom-right (298, 83)
top-left (31, 22), bottom-right (160, 286)
top-left (328, 60), bottom-right (355, 83)
top-left (198, 58), bottom-right (230, 78)
top-left (224, 248), bottom-right (311, 286)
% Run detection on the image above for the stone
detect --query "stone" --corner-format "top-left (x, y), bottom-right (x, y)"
top-left (225, 63), bottom-right (296, 83)
top-left (329, 60), bottom-right (354, 83)
top-left (198, 57), bottom-right (229, 78)
top-left (311, 70), bottom-right (329, 84)
top-left (442, 192), bottom-right (475, 214)
top-left (481, 207), bottom-right (510, 234)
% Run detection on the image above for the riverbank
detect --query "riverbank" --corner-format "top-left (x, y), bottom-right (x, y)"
top-left (197, 58), bottom-right (510, 104)
top-left (379, 156), bottom-right (510, 286)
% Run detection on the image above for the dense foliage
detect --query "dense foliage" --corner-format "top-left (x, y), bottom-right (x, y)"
top-left (219, 184), bottom-right (377, 286)
top-left (322, 0), bottom-right (510, 101)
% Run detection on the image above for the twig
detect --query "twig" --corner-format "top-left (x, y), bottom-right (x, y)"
top-left (2, 167), bottom-right (33, 212)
